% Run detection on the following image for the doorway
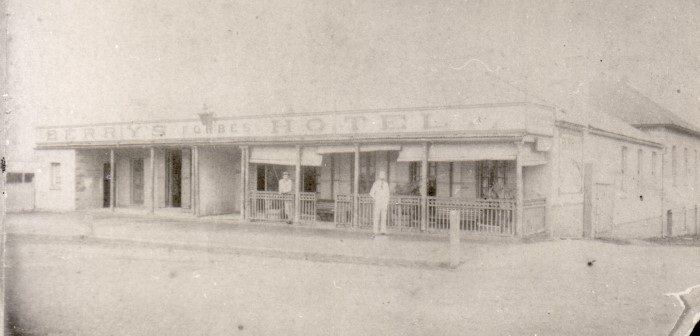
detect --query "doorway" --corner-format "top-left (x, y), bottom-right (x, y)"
top-left (593, 183), bottom-right (614, 237)
top-left (131, 158), bottom-right (145, 205)
top-left (166, 150), bottom-right (182, 207)
top-left (103, 163), bottom-right (111, 207)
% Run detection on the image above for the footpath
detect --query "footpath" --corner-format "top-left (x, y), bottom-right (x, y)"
top-left (5, 210), bottom-right (524, 269)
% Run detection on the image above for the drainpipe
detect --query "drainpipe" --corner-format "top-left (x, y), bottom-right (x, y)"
top-left (515, 142), bottom-right (524, 237)
top-left (661, 148), bottom-right (666, 238)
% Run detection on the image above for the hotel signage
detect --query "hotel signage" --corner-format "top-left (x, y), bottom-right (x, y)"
top-left (36, 105), bottom-right (553, 147)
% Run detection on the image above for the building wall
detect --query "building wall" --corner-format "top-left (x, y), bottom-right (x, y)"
top-left (549, 126), bottom-right (584, 237)
top-left (198, 146), bottom-right (240, 216)
top-left (643, 127), bottom-right (700, 236)
top-left (6, 180), bottom-right (35, 212)
top-left (35, 150), bottom-right (76, 211)
top-left (523, 164), bottom-right (548, 199)
top-left (588, 133), bottom-right (664, 238)
top-left (6, 161), bottom-right (38, 212)
top-left (549, 124), bottom-right (667, 238)
top-left (75, 149), bottom-right (110, 210)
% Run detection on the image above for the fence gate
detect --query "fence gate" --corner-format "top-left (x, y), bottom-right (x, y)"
top-left (593, 183), bottom-right (614, 237)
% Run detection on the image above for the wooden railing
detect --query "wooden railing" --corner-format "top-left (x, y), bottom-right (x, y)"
top-left (249, 190), bottom-right (294, 222)
top-left (250, 191), bottom-right (535, 237)
top-left (427, 197), bottom-right (515, 235)
top-left (299, 192), bottom-right (317, 222)
top-left (334, 194), bottom-right (353, 227)
top-left (387, 196), bottom-right (422, 231)
top-left (333, 194), bottom-right (517, 235)
top-left (522, 198), bottom-right (546, 236)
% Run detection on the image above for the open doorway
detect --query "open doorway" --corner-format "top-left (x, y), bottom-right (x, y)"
top-left (166, 150), bottom-right (182, 207)
top-left (103, 163), bottom-right (111, 207)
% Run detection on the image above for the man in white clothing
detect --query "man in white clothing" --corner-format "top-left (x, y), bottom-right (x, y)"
top-left (369, 171), bottom-right (390, 236)
top-left (278, 171), bottom-right (293, 224)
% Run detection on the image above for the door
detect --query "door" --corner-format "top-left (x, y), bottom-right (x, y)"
top-left (103, 163), bottom-right (111, 207)
top-left (131, 158), bottom-right (145, 205)
top-left (593, 183), bottom-right (614, 237)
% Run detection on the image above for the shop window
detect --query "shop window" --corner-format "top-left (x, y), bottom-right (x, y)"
top-left (477, 160), bottom-right (508, 198)
top-left (7, 173), bottom-right (22, 183)
top-left (50, 163), bottom-right (61, 190)
top-left (24, 173), bottom-right (34, 183)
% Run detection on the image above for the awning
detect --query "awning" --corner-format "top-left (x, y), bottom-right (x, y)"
top-left (429, 143), bottom-right (517, 161)
top-left (396, 145), bottom-right (424, 162)
top-left (316, 144), bottom-right (402, 154)
top-left (249, 146), bottom-right (323, 166)
top-left (397, 143), bottom-right (518, 162)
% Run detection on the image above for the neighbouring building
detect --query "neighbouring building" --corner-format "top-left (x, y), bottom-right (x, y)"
top-left (31, 73), bottom-right (698, 239)
top-left (592, 81), bottom-right (700, 237)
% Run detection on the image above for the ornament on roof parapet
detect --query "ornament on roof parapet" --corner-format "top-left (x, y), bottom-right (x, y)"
top-left (198, 103), bottom-right (215, 128)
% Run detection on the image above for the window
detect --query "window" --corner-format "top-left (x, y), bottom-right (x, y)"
top-left (672, 146), bottom-right (677, 186)
top-left (24, 173), bottom-right (34, 183)
top-left (478, 160), bottom-right (508, 198)
top-left (637, 149), bottom-right (643, 188)
top-left (651, 151), bottom-right (657, 177)
top-left (621, 147), bottom-right (628, 191)
top-left (7, 173), bottom-right (22, 183)
top-left (50, 163), bottom-right (61, 189)
top-left (408, 161), bottom-right (437, 196)
top-left (409, 162), bottom-right (420, 184)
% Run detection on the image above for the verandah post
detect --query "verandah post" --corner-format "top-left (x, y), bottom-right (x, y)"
top-left (192, 146), bottom-right (199, 216)
top-left (420, 142), bottom-right (429, 231)
top-left (149, 147), bottom-right (155, 214)
top-left (294, 145), bottom-right (302, 223)
top-left (240, 146), bottom-right (248, 221)
top-left (352, 144), bottom-right (360, 228)
top-left (515, 142), bottom-right (524, 237)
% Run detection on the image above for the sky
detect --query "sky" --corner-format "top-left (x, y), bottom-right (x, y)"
top-left (5, 0), bottom-right (700, 158)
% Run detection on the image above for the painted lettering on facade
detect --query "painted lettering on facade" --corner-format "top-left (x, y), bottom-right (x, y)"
top-left (36, 107), bottom-right (552, 145)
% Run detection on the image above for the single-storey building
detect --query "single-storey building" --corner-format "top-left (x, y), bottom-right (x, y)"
top-left (32, 73), bottom-right (692, 239)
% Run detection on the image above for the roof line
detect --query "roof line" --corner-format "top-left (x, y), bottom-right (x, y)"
top-left (621, 82), bottom-right (700, 135)
top-left (634, 123), bottom-right (700, 138)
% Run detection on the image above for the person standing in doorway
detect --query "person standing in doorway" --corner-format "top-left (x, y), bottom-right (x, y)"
top-left (369, 171), bottom-right (390, 236)
top-left (278, 171), bottom-right (293, 224)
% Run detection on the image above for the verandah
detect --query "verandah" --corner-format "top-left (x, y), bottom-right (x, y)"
top-left (242, 143), bottom-right (548, 237)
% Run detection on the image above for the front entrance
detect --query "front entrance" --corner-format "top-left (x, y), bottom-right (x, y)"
top-left (103, 163), bottom-right (111, 207)
top-left (166, 150), bottom-right (182, 207)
